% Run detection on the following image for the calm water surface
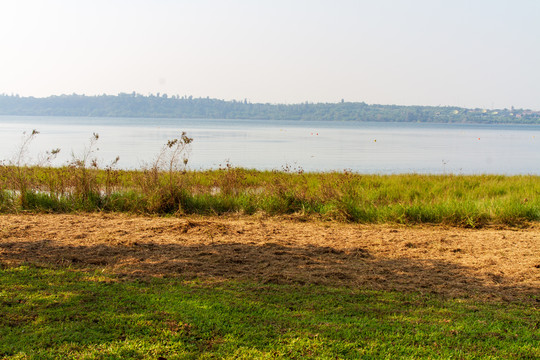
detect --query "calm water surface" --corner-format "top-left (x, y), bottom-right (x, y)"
top-left (0, 116), bottom-right (539, 174)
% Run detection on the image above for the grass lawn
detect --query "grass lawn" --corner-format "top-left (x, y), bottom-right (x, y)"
top-left (1, 265), bottom-right (538, 359)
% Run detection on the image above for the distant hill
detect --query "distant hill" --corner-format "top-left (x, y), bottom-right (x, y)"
top-left (1, 93), bottom-right (539, 124)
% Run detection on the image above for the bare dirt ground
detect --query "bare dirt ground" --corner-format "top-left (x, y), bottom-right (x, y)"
top-left (0, 213), bottom-right (539, 302)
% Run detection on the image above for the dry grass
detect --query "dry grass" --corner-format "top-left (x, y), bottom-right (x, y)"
top-left (1, 213), bottom-right (538, 302)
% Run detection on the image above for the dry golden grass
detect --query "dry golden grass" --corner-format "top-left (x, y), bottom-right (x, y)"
top-left (1, 213), bottom-right (538, 302)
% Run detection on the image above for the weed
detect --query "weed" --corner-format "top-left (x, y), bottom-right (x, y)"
top-left (6, 130), bottom-right (60, 209)
top-left (1, 135), bottom-right (540, 226)
top-left (69, 132), bottom-right (100, 200)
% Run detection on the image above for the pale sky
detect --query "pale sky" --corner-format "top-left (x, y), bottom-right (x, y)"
top-left (1, 0), bottom-right (539, 109)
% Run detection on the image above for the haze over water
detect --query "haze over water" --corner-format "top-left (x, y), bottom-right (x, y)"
top-left (1, 116), bottom-right (539, 175)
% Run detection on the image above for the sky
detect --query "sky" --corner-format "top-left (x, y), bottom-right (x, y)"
top-left (0, 0), bottom-right (539, 110)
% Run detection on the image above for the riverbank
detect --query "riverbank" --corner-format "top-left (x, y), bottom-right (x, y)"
top-left (1, 166), bottom-right (539, 227)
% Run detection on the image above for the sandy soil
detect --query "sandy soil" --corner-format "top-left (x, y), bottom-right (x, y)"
top-left (0, 213), bottom-right (539, 302)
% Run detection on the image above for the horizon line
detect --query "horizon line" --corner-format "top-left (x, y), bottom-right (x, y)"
top-left (1, 92), bottom-right (537, 112)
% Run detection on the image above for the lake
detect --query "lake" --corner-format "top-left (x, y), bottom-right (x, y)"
top-left (0, 115), bottom-right (539, 175)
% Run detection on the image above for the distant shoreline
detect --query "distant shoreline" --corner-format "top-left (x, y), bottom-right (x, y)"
top-left (2, 113), bottom-right (540, 128)
top-left (1, 94), bottom-right (539, 125)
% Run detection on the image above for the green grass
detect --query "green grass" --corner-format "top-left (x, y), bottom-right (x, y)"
top-left (0, 265), bottom-right (538, 359)
top-left (1, 165), bottom-right (540, 226)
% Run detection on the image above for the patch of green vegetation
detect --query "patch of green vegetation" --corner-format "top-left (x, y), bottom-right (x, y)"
top-left (1, 164), bottom-right (540, 227)
top-left (0, 265), bottom-right (538, 359)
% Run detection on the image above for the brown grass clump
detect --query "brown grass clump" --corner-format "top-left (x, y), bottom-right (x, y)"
top-left (0, 213), bottom-right (538, 302)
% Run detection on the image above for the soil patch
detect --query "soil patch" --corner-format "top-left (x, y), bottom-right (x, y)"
top-left (1, 213), bottom-right (539, 302)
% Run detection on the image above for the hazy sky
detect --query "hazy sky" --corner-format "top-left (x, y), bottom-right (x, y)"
top-left (1, 0), bottom-right (539, 109)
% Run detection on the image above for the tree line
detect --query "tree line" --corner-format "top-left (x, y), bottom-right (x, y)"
top-left (0, 93), bottom-right (539, 124)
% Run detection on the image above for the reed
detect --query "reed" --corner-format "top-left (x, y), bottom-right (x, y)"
top-left (1, 162), bottom-right (539, 226)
